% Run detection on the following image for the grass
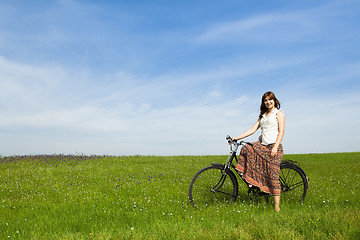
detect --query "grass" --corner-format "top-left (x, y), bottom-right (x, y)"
top-left (0, 152), bottom-right (359, 239)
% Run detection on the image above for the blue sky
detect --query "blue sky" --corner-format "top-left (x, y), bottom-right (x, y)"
top-left (1, 0), bottom-right (359, 156)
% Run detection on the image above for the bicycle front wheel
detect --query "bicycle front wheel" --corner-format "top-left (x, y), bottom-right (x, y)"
top-left (280, 163), bottom-right (308, 202)
top-left (188, 164), bottom-right (238, 207)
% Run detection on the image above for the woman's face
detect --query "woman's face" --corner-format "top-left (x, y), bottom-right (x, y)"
top-left (264, 97), bottom-right (275, 110)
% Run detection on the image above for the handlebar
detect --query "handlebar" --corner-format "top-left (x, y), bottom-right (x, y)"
top-left (226, 135), bottom-right (253, 146)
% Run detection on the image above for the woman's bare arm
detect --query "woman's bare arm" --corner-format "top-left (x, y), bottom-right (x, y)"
top-left (232, 119), bottom-right (260, 141)
top-left (271, 110), bottom-right (285, 156)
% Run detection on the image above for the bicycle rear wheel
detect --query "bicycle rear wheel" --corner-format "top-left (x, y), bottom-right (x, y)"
top-left (280, 162), bottom-right (308, 202)
top-left (188, 164), bottom-right (238, 207)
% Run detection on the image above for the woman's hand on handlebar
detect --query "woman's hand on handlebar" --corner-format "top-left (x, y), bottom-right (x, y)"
top-left (226, 135), bottom-right (236, 145)
top-left (227, 135), bottom-right (253, 147)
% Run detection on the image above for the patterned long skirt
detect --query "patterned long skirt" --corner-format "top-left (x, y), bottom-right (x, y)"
top-left (235, 142), bottom-right (283, 196)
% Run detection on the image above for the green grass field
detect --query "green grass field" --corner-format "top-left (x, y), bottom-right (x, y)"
top-left (1, 152), bottom-right (359, 239)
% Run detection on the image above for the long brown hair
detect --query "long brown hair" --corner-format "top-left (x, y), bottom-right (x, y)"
top-left (259, 91), bottom-right (281, 119)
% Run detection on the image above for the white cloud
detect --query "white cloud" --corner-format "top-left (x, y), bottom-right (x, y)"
top-left (195, 1), bottom-right (360, 45)
top-left (196, 11), bottom-right (316, 43)
top-left (1, 54), bottom-right (359, 156)
top-left (0, 56), bottom-right (255, 155)
top-left (0, 56), bottom-right (62, 103)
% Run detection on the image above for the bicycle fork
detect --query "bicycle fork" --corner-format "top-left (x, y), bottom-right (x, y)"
top-left (210, 169), bottom-right (234, 197)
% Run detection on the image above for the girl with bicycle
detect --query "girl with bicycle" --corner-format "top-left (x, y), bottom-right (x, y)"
top-left (232, 91), bottom-right (285, 212)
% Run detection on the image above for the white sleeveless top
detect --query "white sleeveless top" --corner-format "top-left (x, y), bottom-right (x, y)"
top-left (259, 108), bottom-right (281, 145)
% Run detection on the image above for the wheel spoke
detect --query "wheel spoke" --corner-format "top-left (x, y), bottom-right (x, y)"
top-left (280, 163), bottom-right (308, 202)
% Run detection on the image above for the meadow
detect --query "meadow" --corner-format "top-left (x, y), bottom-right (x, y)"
top-left (1, 152), bottom-right (359, 239)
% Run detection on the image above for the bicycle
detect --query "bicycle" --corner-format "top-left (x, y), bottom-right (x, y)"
top-left (188, 135), bottom-right (309, 206)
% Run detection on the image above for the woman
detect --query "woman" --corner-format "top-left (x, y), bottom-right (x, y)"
top-left (232, 91), bottom-right (285, 212)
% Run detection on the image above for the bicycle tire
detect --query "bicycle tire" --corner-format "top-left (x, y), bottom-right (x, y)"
top-left (280, 162), bottom-right (308, 202)
top-left (188, 164), bottom-right (238, 207)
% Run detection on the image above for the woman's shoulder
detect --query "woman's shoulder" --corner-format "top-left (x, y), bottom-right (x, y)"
top-left (276, 109), bottom-right (285, 119)
top-left (274, 108), bottom-right (284, 115)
